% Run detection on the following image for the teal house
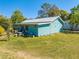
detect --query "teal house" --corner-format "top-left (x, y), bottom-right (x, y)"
top-left (18, 16), bottom-right (64, 36)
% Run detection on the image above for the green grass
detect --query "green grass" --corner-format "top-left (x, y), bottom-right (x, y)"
top-left (0, 33), bottom-right (79, 59)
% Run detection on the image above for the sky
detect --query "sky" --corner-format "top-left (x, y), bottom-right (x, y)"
top-left (0, 0), bottom-right (79, 18)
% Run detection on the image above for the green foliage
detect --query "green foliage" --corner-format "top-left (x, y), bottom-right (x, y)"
top-left (38, 3), bottom-right (61, 18)
top-left (48, 8), bottom-right (69, 21)
top-left (71, 4), bottom-right (79, 13)
top-left (69, 11), bottom-right (79, 25)
top-left (60, 10), bottom-right (69, 20)
top-left (71, 7), bottom-right (77, 13)
top-left (38, 3), bottom-right (52, 18)
top-left (0, 15), bottom-right (6, 22)
top-left (38, 3), bottom-right (69, 21)
top-left (69, 11), bottom-right (79, 27)
top-left (11, 10), bottom-right (25, 24)
top-left (41, 3), bottom-right (51, 11)
top-left (48, 7), bottom-right (60, 16)
top-left (11, 10), bottom-right (26, 30)
top-left (0, 15), bottom-right (9, 30)
top-left (69, 5), bottom-right (79, 30)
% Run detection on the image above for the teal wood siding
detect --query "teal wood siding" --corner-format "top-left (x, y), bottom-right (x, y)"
top-left (21, 17), bottom-right (63, 36)
top-left (38, 24), bottom-right (50, 36)
top-left (50, 19), bottom-right (63, 33)
top-left (28, 26), bottom-right (38, 36)
top-left (37, 18), bottom-right (63, 36)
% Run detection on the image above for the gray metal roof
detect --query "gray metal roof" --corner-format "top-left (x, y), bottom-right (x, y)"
top-left (19, 16), bottom-right (63, 25)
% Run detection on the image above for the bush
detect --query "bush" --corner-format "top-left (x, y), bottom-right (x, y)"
top-left (0, 26), bottom-right (5, 35)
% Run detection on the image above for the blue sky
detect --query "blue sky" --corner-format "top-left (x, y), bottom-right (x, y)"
top-left (0, 0), bottom-right (79, 18)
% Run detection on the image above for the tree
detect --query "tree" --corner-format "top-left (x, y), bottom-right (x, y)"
top-left (38, 3), bottom-right (69, 21)
top-left (0, 15), bottom-right (10, 39)
top-left (11, 10), bottom-right (26, 30)
top-left (68, 5), bottom-right (79, 30)
top-left (38, 3), bottom-right (52, 18)
top-left (48, 5), bottom-right (60, 17)
top-left (69, 11), bottom-right (79, 30)
top-left (0, 15), bottom-right (9, 30)
top-left (60, 10), bottom-right (69, 21)
top-left (0, 15), bottom-right (7, 35)
top-left (71, 4), bottom-right (79, 13)
top-left (11, 10), bottom-right (25, 24)
top-left (38, 3), bottom-right (61, 18)
top-left (48, 7), bottom-right (69, 21)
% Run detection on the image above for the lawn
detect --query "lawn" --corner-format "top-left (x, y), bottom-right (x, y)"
top-left (0, 33), bottom-right (79, 59)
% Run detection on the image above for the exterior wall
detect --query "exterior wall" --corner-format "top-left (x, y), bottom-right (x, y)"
top-left (63, 22), bottom-right (79, 30)
top-left (19, 26), bottom-right (38, 36)
top-left (50, 18), bottom-right (63, 33)
top-left (38, 24), bottom-right (50, 36)
top-left (20, 18), bottom-right (63, 36)
top-left (18, 26), bottom-right (25, 32)
top-left (63, 21), bottom-right (71, 30)
top-left (75, 25), bottom-right (79, 30)
top-left (19, 26), bottom-right (29, 35)
top-left (71, 24), bottom-right (79, 31)
top-left (28, 25), bottom-right (38, 36)
top-left (37, 18), bottom-right (63, 36)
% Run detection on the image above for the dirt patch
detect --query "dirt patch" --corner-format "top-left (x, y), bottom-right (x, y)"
top-left (15, 51), bottom-right (41, 59)
top-left (0, 35), bottom-right (8, 40)
top-left (0, 47), bottom-right (42, 59)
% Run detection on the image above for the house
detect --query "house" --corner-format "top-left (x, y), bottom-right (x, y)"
top-left (63, 21), bottom-right (71, 30)
top-left (63, 21), bottom-right (79, 31)
top-left (17, 16), bottom-right (64, 36)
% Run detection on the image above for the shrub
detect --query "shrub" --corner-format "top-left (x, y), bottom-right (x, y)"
top-left (0, 26), bottom-right (5, 35)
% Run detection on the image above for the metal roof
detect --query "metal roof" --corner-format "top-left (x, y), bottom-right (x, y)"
top-left (18, 16), bottom-right (63, 25)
